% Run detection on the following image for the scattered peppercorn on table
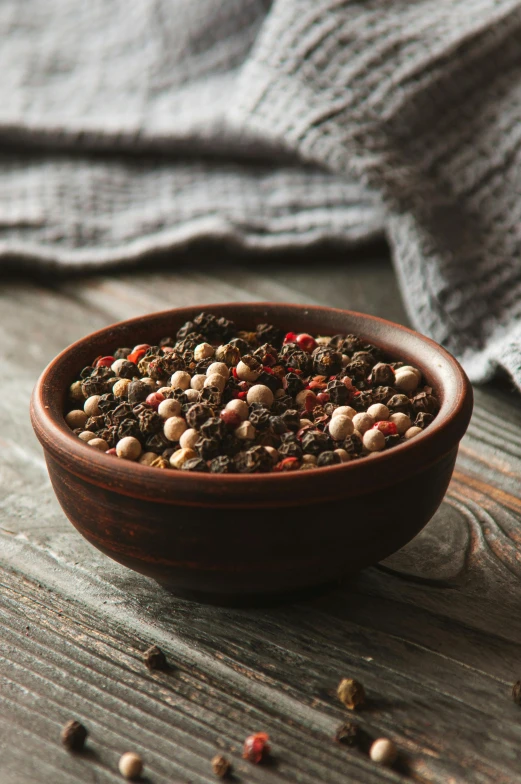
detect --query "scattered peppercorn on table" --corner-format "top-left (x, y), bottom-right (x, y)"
top-left (2, 248), bottom-right (521, 783)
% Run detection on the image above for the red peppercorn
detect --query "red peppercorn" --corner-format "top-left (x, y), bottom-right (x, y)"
top-left (374, 420), bottom-right (398, 436)
top-left (238, 391), bottom-right (248, 400)
top-left (133, 343), bottom-right (150, 352)
top-left (220, 409), bottom-right (242, 429)
top-left (96, 355), bottom-right (115, 368)
top-left (287, 366), bottom-right (302, 375)
top-left (308, 379), bottom-right (327, 391)
top-left (146, 392), bottom-right (165, 410)
top-left (106, 448), bottom-right (117, 456)
top-left (296, 333), bottom-right (317, 353)
top-left (243, 732), bottom-right (270, 764)
top-left (262, 365), bottom-right (274, 374)
top-left (127, 348), bottom-right (146, 364)
top-left (232, 367), bottom-right (238, 379)
top-left (283, 332), bottom-right (297, 345)
top-left (316, 392), bottom-right (330, 405)
top-left (276, 457), bottom-right (300, 471)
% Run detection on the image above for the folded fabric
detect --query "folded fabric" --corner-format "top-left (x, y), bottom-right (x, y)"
top-left (2, 0), bottom-right (521, 386)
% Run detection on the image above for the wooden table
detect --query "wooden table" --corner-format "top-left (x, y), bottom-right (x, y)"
top-left (2, 245), bottom-right (521, 783)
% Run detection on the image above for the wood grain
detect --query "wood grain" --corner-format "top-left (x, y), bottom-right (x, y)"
top-left (1, 248), bottom-right (521, 783)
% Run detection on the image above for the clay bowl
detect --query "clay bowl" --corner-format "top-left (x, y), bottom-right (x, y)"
top-left (31, 303), bottom-right (473, 605)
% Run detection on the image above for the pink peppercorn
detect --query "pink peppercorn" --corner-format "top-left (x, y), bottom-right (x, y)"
top-left (283, 332), bottom-right (297, 344)
top-left (127, 348), bottom-right (146, 364)
top-left (220, 409), bottom-right (242, 429)
top-left (374, 420), bottom-right (398, 436)
top-left (106, 448), bottom-right (117, 456)
top-left (146, 392), bottom-right (165, 410)
top-left (316, 392), bottom-right (330, 405)
top-left (276, 457), bottom-right (300, 471)
top-left (96, 355), bottom-right (115, 368)
top-left (296, 333), bottom-right (317, 352)
top-left (243, 732), bottom-right (270, 764)
top-left (238, 391), bottom-right (248, 400)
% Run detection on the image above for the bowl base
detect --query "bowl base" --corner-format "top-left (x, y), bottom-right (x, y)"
top-left (154, 578), bottom-right (343, 607)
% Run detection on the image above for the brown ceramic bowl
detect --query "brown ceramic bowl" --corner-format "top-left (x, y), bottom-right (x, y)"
top-left (31, 303), bottom-right (473, 605)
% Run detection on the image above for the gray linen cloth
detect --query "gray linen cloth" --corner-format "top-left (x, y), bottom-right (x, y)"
top-left (2, 0), bottom-right (521, 386)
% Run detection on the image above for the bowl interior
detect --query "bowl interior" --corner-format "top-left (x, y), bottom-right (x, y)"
top-left (31, 303), bottom-right (473, 506)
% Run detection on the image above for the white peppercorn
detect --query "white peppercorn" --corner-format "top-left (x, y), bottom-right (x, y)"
top-left (179, 428), bottom-right (200, 450)
top-left (170, 370), bottom-right (191, 390)
top-left (404, 425), bottom-right (423, 440)
top-left (206, 361), bottom-right (229, 379)
top-left (204, 373), bottom-right (226, 393)
top-left (194, 342), bottom-right (214, 361)
top-left (334, 448), bottom-right (350, 462)
top-left (302, 454), bottom-right (317, 465)
top-left (389, 412), bottom-right (412, 434)
top-left (138, 452), bottom-right (158, 466)
top-left (184, 388), bottom-right (200, 403)
top-left (118, 751), bottom-right (144, 779)
top-left (169, 447), bottom-right (196, 469)
top-left (225, 399), bottom-right (249, 420)
top-left (157, 386), bottom-right (173, 396)
top-left (264, 446), bottom-right (279, 464)
top-left (111, 358), bottom-right (129, 376)
top-left (246, 384), bottom-right (274, 407)
top-left (363, 428), bottom-right (385, 452)
top-left (113, 378), bottom-right (131, 397)
top-left (65, 410), bottom-right (88, 429)
top-left (332, 405), bottom-right (356, 419)
top-left (69, 380), bottom-right (85, 402)
top-left (190, 374), bottom-right (206, 391)
top-left (116, 436), bottom-right (142, 460)
top-left (164, 416), bottom-right (187, 442)
top-left (88, 437), bottom-right (109, 451)
top-left (369, 738), bottom-right (397, 766)
top-left (367, 403), bottom-right (390, 421)
top-left (394, 368), bottom-right (420, 392)
top-left (78, 430), bottom-right (96, 442)
top-left (235, 421), bottom-right (256, 440)
top-left (236, 359), bottom-right (261, 382)
top-left (352, 412), bottom-right (374, 434)
top-left (299, 418), bottom-right (313, 428)
top-left (328, 415), bottom-right (354, 440)
top-left (157, 398), bottom-right (182, 419)
top-left (341, 353), bottom-right (350, 367)
top-left (84, 395), bottom-right (101, 417)
top-left (140, 377), bottom-right (156, 391)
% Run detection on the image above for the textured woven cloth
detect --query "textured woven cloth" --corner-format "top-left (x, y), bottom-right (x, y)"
top-left (2, 1), bottom-right (521, 385)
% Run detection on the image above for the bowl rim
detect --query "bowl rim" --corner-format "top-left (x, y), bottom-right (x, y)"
top-left (30, 302), bottom-right (473, 507)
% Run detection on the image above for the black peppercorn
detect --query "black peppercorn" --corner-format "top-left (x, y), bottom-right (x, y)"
top-left (335, 721), bottom-right (360, 747)
top-left (235, 445), bottom-right (273, 473)
top-left (256, 370), bottom-right (282, 393)
top-left (253, 343), bottom-right (279, 366)
top-left (200, 417), bottom-right (227, 439)
top-left (269, 415), bottom-right (288, 435)
top-left (85, 414), bottom-right (105, 432)
top-left (310, 346), bottom-right (341, 376)
top-left (301, 430), bottom-right (333, 455)
top-left (385, 433), bottom-right (402, 449)
top-left (182, 457), bottom-right (210, 472)
top-left (116, 360), bottom-right (140, 380)
top-left (110, 402), bottom-right (135, 422)
top-left (143, 644), bottom-right (169, 671)
top-left (412, 391), bottom-right (439, 415)
top-left (186, 403), bottom-right (215, 430)
top-left (138, 408), bottom-right (163, 436)
top-left (278, 433), bottom-right (303, 459)
top-left (159, 336), bottom-right (175, 347)
top-left (513, 680), bottom-right (521, 705)
top-left (343, 358), bottom-right (371, 382)
top-left (317, 450), bottom-right (341, 466)
top-left (196, 436), bottom-right (221, 460)
top-left (271, 395), bottom-right (294, 415)
top-left (220, 434), bottom-right (243, 457)
top-left (327, 379), bottom-right (350, 405)
top-left (386, 394), bottom-right (412, 414)
top-left (61, 719), bottom-right (88, 751)
top-left (145, 432), bottom-right (172, 454)
top-left (200, 385), bottom-right (222, 406)
top-left (228, 336), bottom-right (251, 355)
top-left (330, 333), bottom-right (364, 353)
top-left (284, 371), bottom-right (305, 397)
top-left (249, 407), bottom-right (271, 431)
top-left (343, 433), bottom-right (364, 457)
top-left (256, 323), bottom-right (284, 347)
top-left (81, 375), bottom-right (110, 397)
top-left (117, 418), bottom-right (142, 441)
top-left (176, 320), bottom-right (196, 340)
top-left (414, 411), bottom-right (434, 429)
top-left (127, 380), bottom-right (150, 405)
top-left (369, 362), bottom-right (395, 386)
top-left (114, 347), bottom-right (132, 360)
top-left (281, 409), bottom-right (300, 432)
top-left (210, 455), bottom-right (236, 473)
top-left (283, 347), bottom-right (313, 375)
top-left (97, 393), bottom-right (118, 413)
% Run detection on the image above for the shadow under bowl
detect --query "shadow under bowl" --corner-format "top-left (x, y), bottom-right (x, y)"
top-left (30, 303), bottom-right (473, 605)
